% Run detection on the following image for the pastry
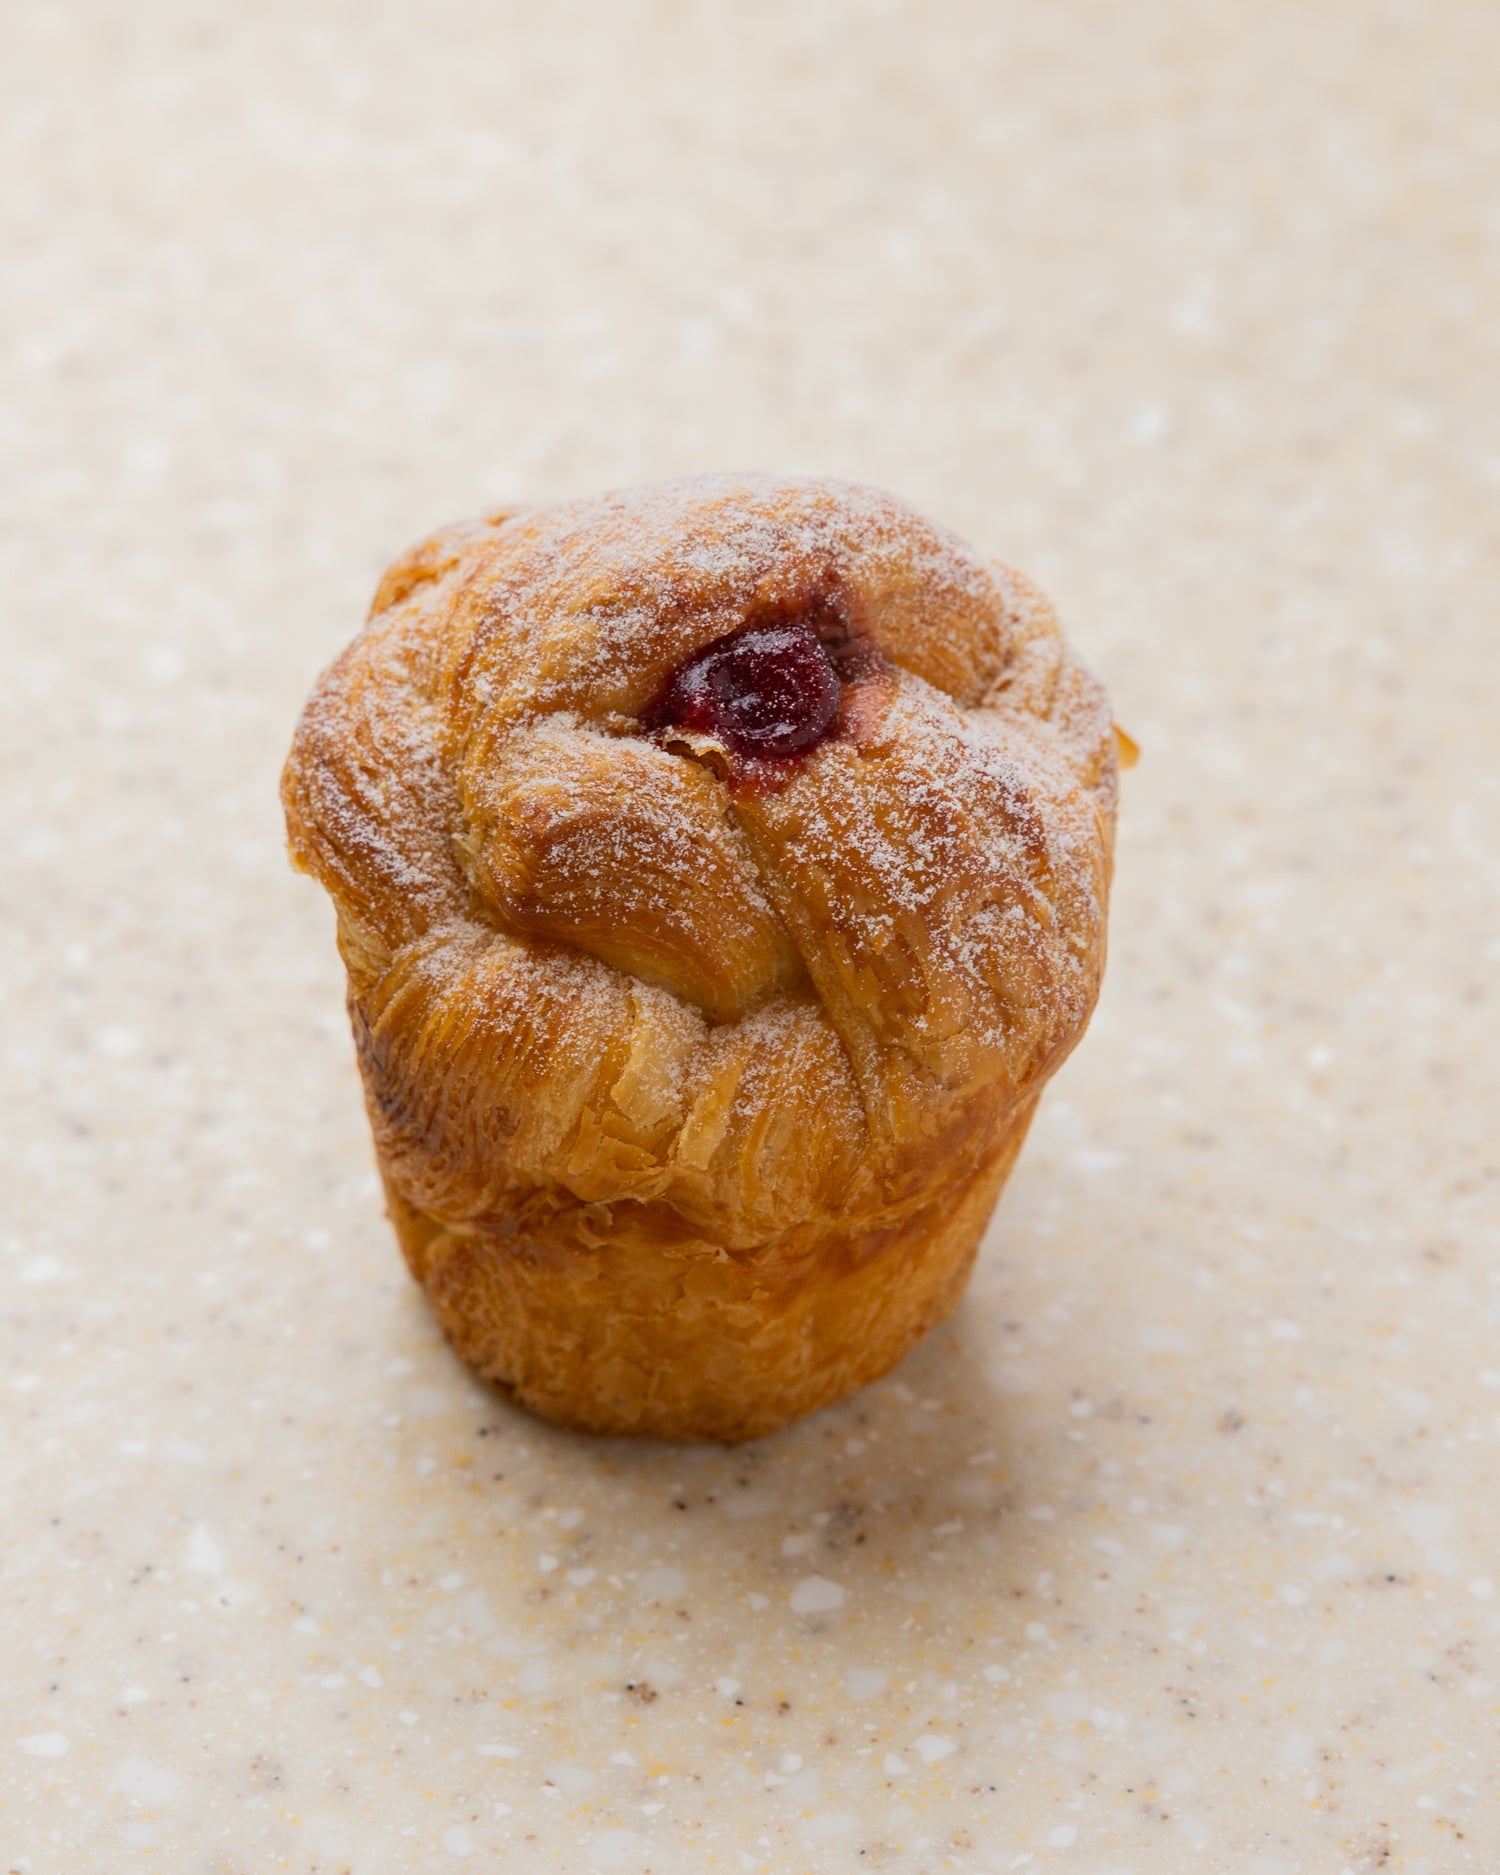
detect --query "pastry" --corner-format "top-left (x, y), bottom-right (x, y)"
top-left (281, 475), bottom-right (1119, 1441)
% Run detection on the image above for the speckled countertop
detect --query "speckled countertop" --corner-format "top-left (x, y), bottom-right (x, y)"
top-left (4, 4), bottom-right (1499, 1871)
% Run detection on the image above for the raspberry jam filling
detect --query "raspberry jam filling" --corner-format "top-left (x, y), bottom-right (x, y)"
top-left (649, 619), bottom-right (843, 762)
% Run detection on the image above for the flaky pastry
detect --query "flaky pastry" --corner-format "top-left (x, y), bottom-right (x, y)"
top-left (281, 476), bottom-right (1118, 1440)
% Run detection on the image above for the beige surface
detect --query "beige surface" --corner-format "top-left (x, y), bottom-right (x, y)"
top-left (4, 3), bottom-right (1499, 1871)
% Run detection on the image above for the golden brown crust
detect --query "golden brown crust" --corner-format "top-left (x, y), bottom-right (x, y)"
top-left (282, 475), bottom-right (1117, 1440)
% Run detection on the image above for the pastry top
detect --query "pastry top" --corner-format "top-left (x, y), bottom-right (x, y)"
top-left (282, 475), bottom-right (1117, 1251)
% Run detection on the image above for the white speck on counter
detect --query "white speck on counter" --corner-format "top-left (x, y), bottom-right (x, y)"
top-left (20, 1734), bottom-right (69, 1759)
top-left (547, 1762), bottom-right (595, 1794)
top-left (18, 1257), bottom-right (73, 1286)
top-left (185, 1526), bottom-right (223, 1576)
top-left (588, 1829), bottom-right (645, 1870)
top-left (789, 1576), bottom-right (844, 1614)
top-left (912, 1734), bottom-right (955, 1764)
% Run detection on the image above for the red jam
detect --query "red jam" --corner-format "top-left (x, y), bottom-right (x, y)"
top-left (649, 619), bottom-right (842, 761)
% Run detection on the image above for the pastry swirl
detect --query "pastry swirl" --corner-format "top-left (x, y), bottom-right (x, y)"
top-left (282, 475), bottom-right (1118, 1440)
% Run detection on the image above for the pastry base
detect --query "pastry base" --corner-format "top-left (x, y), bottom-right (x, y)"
top-left (380, 1100), bottom-right (1036, 1443)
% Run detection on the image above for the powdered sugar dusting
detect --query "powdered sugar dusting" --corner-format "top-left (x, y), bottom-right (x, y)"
top-left (736, 669), bottom-right (1109, 1118)
top-left (452, 475), bottom-right (1006, 729)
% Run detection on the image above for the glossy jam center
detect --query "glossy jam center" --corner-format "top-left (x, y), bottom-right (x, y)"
top-left (653, 621), bottom-right (842, 761)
